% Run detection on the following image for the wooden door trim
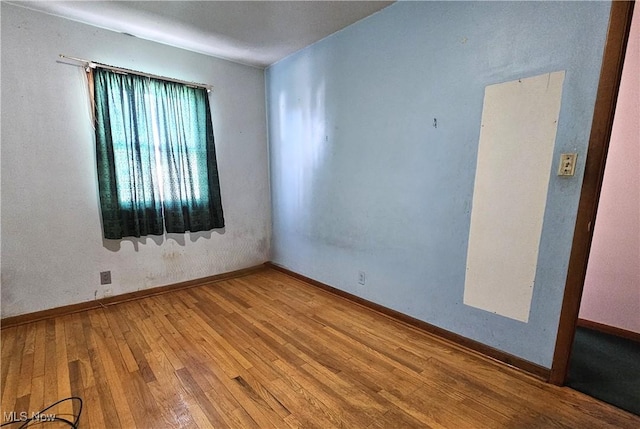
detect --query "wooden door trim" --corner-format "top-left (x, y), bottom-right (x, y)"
top-left (549, 0), bottom-right (635, 385)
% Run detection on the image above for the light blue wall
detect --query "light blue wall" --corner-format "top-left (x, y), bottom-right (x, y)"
top-left (266, 1), bottom-right (611, 368)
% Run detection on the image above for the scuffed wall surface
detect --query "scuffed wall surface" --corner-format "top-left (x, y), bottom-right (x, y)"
top-left (266, 1), bottom-right (610, 367)
top-left (1, 4), bottom-right (271, 317)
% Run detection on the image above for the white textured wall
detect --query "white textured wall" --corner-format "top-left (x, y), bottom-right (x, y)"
top-left (1, 4), bottom-right (271, 317)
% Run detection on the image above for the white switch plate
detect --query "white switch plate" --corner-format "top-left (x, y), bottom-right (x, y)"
top-left (558, 153), bottom-right (577, 176)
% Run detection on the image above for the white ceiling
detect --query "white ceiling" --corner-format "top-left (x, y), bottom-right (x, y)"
top-left (10, 1), bottom-right (395, 68)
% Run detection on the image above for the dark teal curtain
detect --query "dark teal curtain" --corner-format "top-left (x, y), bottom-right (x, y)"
top-left (94, 68), bottom-right (224, 239)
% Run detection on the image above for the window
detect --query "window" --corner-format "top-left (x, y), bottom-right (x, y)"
top-left (93, 67), bottom-right (224, 239)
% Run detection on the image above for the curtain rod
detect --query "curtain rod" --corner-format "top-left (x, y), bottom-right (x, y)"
top-left (59, 54), bottom-right (213, 92)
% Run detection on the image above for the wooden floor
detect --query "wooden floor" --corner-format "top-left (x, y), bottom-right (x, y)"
top-left (2, 269), bottom-right (638, 428)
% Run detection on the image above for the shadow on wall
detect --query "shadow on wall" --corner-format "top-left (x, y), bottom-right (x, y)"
top-left (102, 228), bottom-right (226, 251)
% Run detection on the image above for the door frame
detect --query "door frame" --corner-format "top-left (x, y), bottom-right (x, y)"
top-left (549, 0), bottom-right (635, 385)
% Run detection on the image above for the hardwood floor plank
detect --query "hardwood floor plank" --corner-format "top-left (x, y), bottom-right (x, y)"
top-left (184, 310), bottom-right (254, 371)
top-left (299, 361), bottom-right (387, 415)
top-left (83, 385), bottom-right (107, 429)
top-left (140, 316), bottom-right (185, 372)
top-left (226, 374), bottom-right (281, 429)
top-left (226, 405), bottom-right (262, 429)
top-left (240, 369), bottom-right (291, 420)
top-left (129, 369), bottom-right (173, 428)
top-left (13, 394), bottom-right (30, 417)
top-left (273, 357), bottom-right (375, 428)
top-left (81, 311), bottom-right (123, 428)
top-left (267, 377), bottom-right (340, 429)
top-left (16, 349), bottom-right (34, 399)
top-left (2, 268), bottom-right (639, 428)
top-left (55, 318), bottom-right (73, 419)
top-left (174, 329), bottom-right (281, 429)
top-left (175, 367), bottom-right (228, 428)
top-left (42, 320), bottom-right (59, 408)
top-left (95, 320), bottom-right (138, 428)
top-left (1, 327), bottom-right (17, 383)
top-left (373, 406), bottom-right (435, 429)
top-left (27, 375), bottom-right (45, 417)
top-left (1, 325), bottom-right (25, 415)
top-left (182, 397), bottom-right (216, 429)
top-left (103, 306), bottom-right (140, 373)
top-left (145, 357), bottom-right (197, 428)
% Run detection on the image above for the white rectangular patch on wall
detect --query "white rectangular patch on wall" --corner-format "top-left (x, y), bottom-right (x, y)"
top-left (464, 71), bottom-right (565, 322)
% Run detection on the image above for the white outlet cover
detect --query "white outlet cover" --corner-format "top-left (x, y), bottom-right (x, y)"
top-left (358, 271), bottom-right (366, 285)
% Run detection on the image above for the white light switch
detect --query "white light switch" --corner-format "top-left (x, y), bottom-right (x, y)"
top-left (558, 153), bottom-right (577, 176)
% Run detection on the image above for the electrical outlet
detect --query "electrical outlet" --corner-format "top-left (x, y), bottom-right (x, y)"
top-left (100, 271), bottom-right (111, 285)
top-left (358, 271), bottom-right (366, 285)
top-left (558, 153), bottom-right (577, 176)
top-left (103, 288), bottom-right (113, 298)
